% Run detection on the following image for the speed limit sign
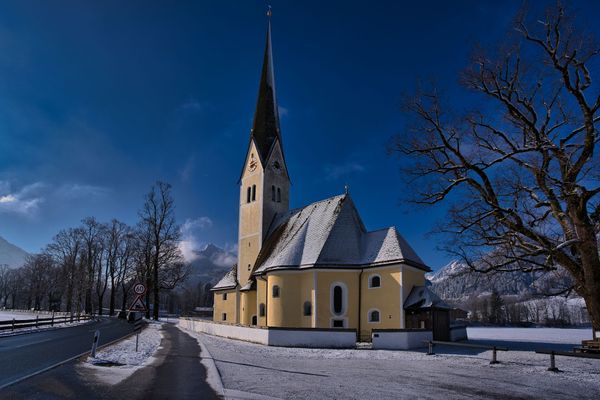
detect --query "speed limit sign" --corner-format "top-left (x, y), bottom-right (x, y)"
top-left (134, 283), bottom-right (146, 295)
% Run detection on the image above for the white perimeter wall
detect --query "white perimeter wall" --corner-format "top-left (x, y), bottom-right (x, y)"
top-left (371, 330), bottom-right (432, 350)
top-left (179, 318), bottom-right (356, 348)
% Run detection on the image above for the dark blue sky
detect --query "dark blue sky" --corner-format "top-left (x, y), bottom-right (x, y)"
top-left (1, 1), bottom-right (599, 269)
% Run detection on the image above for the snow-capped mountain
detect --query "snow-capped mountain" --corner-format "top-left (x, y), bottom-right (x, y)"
top-left (186, 244), bottom-right (236, 285)
top-left (0, 235), bottom-right (29, 269)
top-left (426, 260), bottom-right (542, 300)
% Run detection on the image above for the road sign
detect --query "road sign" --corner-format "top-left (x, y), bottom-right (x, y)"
top-left (129, 295), bottom-right (147, 312)
top-left (133, 283), bottom-right (146, 295)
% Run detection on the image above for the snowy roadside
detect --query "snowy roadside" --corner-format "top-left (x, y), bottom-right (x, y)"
top-left (79, 321), bottom-right (164, 385)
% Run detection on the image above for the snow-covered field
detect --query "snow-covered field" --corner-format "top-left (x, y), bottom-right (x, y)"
top-left (0, 310), bottom-right (68, 321)
top-left (188, 327), bottom-right (600, 400)
top-left (79, 321), bottom-right (164, 385)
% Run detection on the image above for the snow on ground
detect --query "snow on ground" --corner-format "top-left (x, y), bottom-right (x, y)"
top-left (0, 310), bottom-right (69, 321)
top-left (79, 321), bottom-right (164, 385)
top-left (187, 327), bottom-right (600, 400)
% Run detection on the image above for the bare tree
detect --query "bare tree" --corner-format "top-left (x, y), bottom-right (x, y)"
top-left (138, 181), bottom-right (186, 320)
top-left (394, 3), bottom-right (600, 336)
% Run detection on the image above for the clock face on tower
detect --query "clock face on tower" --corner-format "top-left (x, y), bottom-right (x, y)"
top-left (248, 154), bottom-right (257, 172)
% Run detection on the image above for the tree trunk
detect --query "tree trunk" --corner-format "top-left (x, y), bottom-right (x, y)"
top-left (153, 256), bottom-right (159, 320)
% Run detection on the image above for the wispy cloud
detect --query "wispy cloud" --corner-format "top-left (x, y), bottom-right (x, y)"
top-left (179, 155), bottom-right (195, 182)
top-left (323, 162), bottom-right (366, 180)
top-left (0, 180), bottom-right (110, 217)
top-left (179, 216), bottom-right (214, 262)
top-left (0, 181), bottom-right (46, 216)
top-left (180, 98), bottom-right (207, 112)
top-left (278, 105), bottom-right (289, 117)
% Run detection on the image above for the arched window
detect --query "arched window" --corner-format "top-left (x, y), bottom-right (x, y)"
top-left (252, 185), bottom-right (256, 201)
top-left (259, 303), bottom-right (266, 317)
top-left (277, 187), bottom-right (281, 202)
top-left (272, 285), bottom-right (280, 298)
top-left (369, 309), bottom-right (380, 323)
top-left (246, 187), bottom-right (251, 203)
top-left (369, 275), bottom-right (381, 288)
top-left (271, 185), bottom-right (276, 201)
top-left (333, 285), bottom-right (343, 314)
top-left (303, 301), bottom-right (312, 316)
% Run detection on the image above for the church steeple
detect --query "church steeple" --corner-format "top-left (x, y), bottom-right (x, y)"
top-left (251, 8), bottom-right (281, 163)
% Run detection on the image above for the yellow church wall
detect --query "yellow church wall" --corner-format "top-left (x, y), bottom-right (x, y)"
top-left (256, 277), bottom-right (268, 327)
top-left (360, 266), bottom-right (402, 339)
top-left (240, 289), bottom-right (257, 326)
top-left (315, 271), bottom-right (360, 329)
top-left (213, 289), bottom-right (238, 324)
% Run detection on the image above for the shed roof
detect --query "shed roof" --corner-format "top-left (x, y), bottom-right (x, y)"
top-left (404, 286), bottom-right (452, 310)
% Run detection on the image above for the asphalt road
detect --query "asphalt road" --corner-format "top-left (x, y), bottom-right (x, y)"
top-left (0, 317), bottom-right (133, 389)
top-left (0, 322), bottom-right (219, 400)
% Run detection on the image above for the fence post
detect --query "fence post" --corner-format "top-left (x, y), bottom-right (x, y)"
top-left (548, 351), bottom-right (559, 372)
top-left (427, 341), bottom-right (435, 355)
top-left (490, 346), bottom-right (499, 364)
top-left (51, 312), bottom-right (54, 327)
top-left (12, 318), bottom-right (15, 331)
top-left (35, 315), bottom-right (38, 328)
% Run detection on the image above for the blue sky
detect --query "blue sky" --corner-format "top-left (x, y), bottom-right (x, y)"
top-left (1, 1), bottom-right (599, 270)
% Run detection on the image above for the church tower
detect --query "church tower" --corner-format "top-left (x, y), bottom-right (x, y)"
top-left (238, 12), bottom-right (290, 286)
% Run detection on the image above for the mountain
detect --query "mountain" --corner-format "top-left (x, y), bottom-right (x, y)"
top-left (0, 235), bottom-right (29, 269)
top-left (186, 244), bottom-right (237, 286)
top-left (426, 260), bottom-right (545, 300)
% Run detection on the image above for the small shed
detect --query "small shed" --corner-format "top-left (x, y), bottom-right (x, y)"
top-left (404, 286), bottom-right (452, 341)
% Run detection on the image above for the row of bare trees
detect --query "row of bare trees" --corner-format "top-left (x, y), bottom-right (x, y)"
top-left (0, 182), bottom-right (188, 320)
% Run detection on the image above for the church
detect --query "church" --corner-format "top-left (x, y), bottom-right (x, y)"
top-left (212, 15), bottom-right (431, 342)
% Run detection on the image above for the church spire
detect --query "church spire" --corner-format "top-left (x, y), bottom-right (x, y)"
top-left (250, 7), bottom-right (281, 162)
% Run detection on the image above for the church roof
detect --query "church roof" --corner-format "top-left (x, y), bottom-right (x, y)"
top-left (211, 265), bottom-right (238, 291)
top-left (404, 286), bottom-right (452, 311)
top-left (250, 16), bottom-right (281, 164)
top-left (252, 194), bottom-right (430, 274)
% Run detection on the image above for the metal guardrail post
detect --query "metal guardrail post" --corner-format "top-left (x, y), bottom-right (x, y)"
top-left (490, 346), bottom-right (499, 364)
top-left (12, 318), bottom-right (15, 331)
top-left (51, 312), bottom-right (54, 327)
top-left (427, 341), bottom-right (435, 355)
top-left (35, 315), bottom-right (38, 328)
top-left (548, 351), bottom-right (559, 372)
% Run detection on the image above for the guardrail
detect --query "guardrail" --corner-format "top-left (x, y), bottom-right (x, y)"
top-left (0, 314), bottom-right (93, 332)
top-left (535, 349), bottom-right (600, 372)
top-left (425, 340), bottom-right (509, 364)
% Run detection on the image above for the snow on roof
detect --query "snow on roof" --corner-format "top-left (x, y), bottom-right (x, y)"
top-left (404, 286), bottom-right (452, 310)
top-left (211, 265), bottom-right (238, 291)
top-left (253, 194), bottom-right (429, 274)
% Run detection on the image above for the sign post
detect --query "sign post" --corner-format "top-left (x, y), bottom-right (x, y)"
top-left (129, 283), bottom-right (147, 352)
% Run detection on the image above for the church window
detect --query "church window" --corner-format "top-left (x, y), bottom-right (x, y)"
top-left (246, 187), bottom-right (251, 203)
top-left (277, 187), bottom-right (281, 202)
top-left (272, 185), bottom-right (276, 201)
top-left (252, 185), bottom-right (256, 201)
top-left (332, 319), bottom-right (345, 328)
top-left (251, 315), bottom-right (257, 325)
top-left (222, 293), bottom-right (227, 301)
top-left (369, 309), bottom-right (380, 323)
top-left (222, 313), bottom-right (227, 321)
top-left (272, 285), bottom-right (280, 298)
top-left (331, 282), bottom-right (348, 315)
top-left (303, 301), bottom-right (312, 316)
top-left (369, 275), bottom-right (381, 288)
top-left (259, 303), bottom-right (266, 317)
top-left (247, 264), bottom-right (251, 271)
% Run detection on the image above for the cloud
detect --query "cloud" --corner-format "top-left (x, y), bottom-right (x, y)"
top-left (179, 155), bottom-right (195, 183)
top-left (180, 98), bottom-right (206, 112)
top-left (323, 162), bottom-right (366, 180)
top-left (0, 181), bottom-right (46, 216)
top-left (0, 180), bottom-right (110, 217)
top-left (210, 250), bottom-right (237, 268)
top-left (179, 217), bottom-right (214, 262)
top-left (278, 105), bottom-right (289, 117)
